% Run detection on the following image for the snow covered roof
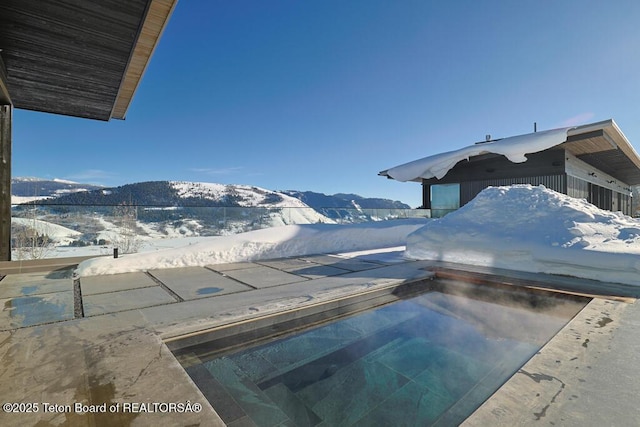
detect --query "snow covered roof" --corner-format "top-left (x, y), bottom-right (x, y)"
top-left (380, 119), bottom-right (640, 185)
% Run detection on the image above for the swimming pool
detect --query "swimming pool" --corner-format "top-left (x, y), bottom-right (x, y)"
top-left (174, 278), bottom-right (588, 426)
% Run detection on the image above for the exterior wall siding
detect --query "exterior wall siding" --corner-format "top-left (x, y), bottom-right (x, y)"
top-left (567, 175), bottom-right (589, 199)
top-left (459, 175), bottom-right (566, 206)
top-left (568, 174), bottom-right (632, 215)
top-left (419, 148), bottom-right (635, 216)
top-left (421, 150), bottom-right (566, 186)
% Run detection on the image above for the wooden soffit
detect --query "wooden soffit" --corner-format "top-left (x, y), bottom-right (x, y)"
top-left (561, 120), bottom-right (640, 186)
top-left (0, 0), bottom-right (177, 121)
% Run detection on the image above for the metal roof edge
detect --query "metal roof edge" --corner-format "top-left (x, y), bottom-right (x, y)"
top-left (566, 118), bottom-right (614, 136)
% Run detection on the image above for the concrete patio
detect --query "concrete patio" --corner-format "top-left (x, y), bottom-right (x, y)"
top-left (1, 249), bottom-right (639, 426)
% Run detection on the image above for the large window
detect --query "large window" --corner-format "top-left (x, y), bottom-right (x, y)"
top-left (431, 183), bottom-right (460, 217)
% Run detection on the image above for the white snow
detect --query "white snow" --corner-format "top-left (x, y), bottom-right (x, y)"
top-left (12, 217), bottom-right (82, 245)
top-left (170, 181), bottom-right (312, 208)
top-left (75, 219), bottom-right (428, 276)
top-left (406, 185), bottom-right (640, 286)
top-left (52, 178), bottom-right (81, 184)
top-left (53, 188), bottom-right (90, 195)
top-left (172, 181), bottom-right (228, 200)
top-left (11, 195), bottom-right (52, 204)
top-left (169, 181), bottom-right (334, 226)
top-left (384, 127), bottom-right (570, 181)
top-left (74, 184), bottom-right (640, 287)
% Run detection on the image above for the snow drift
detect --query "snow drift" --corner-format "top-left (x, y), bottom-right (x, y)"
top-left (75, 219), bottom-right (428, 277)
top-left (406, 185), bottom-right (640, 286)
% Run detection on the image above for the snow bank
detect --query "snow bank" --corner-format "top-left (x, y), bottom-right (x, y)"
top-left (75, 219), bottom-right (428, 277)
top-left (384, 127), bottom-right (570, 181)
top-left (406, 185), bottom-right (640, 286)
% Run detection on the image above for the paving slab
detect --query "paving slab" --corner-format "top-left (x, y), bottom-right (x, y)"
top-left (208, 262), bottom-right (262, 272)
top-left (0, 277), bottom-right (73, 299)
top-left (300, 254), bottom-right (384, 272)
top-left (221, 265), bottom-right (307, 289)
top-left (0, 291), bottom-right (74, 330)
top-left (0, 310), bottom-right (223, 427)
top-left (0, 268), bottom-right (73, 285)
top-left (80, 271), bottom-right (159, 295)
top-left (149, 267), bottom-right (254, 300)
top-left (256, 257), bottom-right (352, 278)
top-left (256, 258), bottom-right (321, 270)
top-left (336, 247), bottom-right (409, 264)
top-left (83, 286), bottom-right (176, 316)
top-left (0, 269), bottom-right (74, 299)
top-left (280, 264), bottom-right (351, 279)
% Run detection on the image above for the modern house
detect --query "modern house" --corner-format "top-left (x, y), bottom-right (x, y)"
top-left (0, 0), bottom-right (178, 260)
top-left (380, 119), bottom-right (640, 217)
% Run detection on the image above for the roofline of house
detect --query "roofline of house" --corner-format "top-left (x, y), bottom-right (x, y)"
top-left (569, 119), bottom-right (640, 174)
top-left (379, 119), bottom-right (640, 184)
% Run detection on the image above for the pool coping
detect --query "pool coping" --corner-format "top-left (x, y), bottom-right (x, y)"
top-left (166, 278), bottom-right (437, 355)
top-left (463, 297), bottom-right (637, 426)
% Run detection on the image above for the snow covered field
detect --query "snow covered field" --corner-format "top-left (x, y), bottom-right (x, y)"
top-left (75, 185), bottom-right (640, 288)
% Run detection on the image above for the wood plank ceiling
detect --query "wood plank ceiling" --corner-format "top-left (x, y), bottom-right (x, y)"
top-left (561, 125), bottom-right (640, 186)
top-left (0, 0), bottom-right (175, 121)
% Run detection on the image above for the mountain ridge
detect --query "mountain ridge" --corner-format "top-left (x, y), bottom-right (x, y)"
top-left (12, 177), bottom-right (103, 199)
top-left (12, 178), bottom-right (411, 210)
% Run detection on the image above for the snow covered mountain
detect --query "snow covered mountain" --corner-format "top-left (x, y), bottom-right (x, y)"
top-left (12, 177), bottom-right (103, 203)
top-left (17, 179), bottom-right (410, 212)
top-left (168, 181), bottom-right (331, 226)
top-left (281, 190), bottom-right (412, 220)
top-left (11, 179), bottom-right (415, 249)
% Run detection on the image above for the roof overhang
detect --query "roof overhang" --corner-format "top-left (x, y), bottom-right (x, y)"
top-left (561, 120), bottom-right (640, 185)
top-left (0, 0), bottom-right (177, 121)
top-left (0, 54), bottom-right (10, 105)
top-left (380, 119), bottom-right (640, 186)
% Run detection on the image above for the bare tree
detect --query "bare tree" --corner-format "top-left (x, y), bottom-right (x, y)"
top-left (111, 202), bottom-right (141, 254)
top-left (11, 213), bottom-right (53, 260)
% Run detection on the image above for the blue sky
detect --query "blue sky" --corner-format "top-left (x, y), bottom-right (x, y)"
top-left (13, 0), bottom-right (640, 207)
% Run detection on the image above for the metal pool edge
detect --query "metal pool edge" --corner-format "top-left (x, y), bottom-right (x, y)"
top-left (164, 278), bottom-right (435, 356)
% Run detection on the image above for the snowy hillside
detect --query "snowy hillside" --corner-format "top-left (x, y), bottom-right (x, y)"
top-left (170, 181), bottom-right (303, 207)
top-left (170, 181), bottom-right (332, 225)
top-left (11, 179), bottom-right (421, 258)
top-left (11, 181), bottom-right (338, 251)
top-left (12, 217), bottom-right (81, 245)
top-left (281, 190), bottom-right (412, 210)
top-left (12, 177), bottom-right (102, 203)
